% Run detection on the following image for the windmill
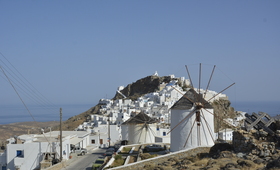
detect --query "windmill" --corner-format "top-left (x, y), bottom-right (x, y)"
top-left (121, 112), bottom-right (158, 144)
top-left (169, 63), bottom-right (235, 152)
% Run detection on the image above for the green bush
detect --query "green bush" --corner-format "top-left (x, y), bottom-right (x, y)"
top-left (111, 158), bottom-right (124, 167)
top-left (114, 154), bottom-right (122, 160)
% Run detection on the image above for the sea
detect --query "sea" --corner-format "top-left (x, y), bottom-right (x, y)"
top-left (231, 101), bottom-right (280, 116)
top-left (0, 101), bottom-right (279, 125)
top-left (0, 103), bottom-right (94, 124)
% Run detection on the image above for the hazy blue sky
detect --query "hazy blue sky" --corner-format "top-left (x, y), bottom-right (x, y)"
top-left (1, 0), bottom-right (279, 109)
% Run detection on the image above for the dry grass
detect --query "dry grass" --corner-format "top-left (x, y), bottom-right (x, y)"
top-left (129, 156), bottom-right (136, 163)
top-left (143, 163), bottom-right (156, 170)
top-left (140, 153), bottom-right (158, 160)
top-left (133, 145), bottom-right (140, 152)
top-left (121, 147), bottom-right (132, 153)
top-left (184, 157), bottom-right (265, 170)
top-left (149, 156), bottom-right (266, 170)
top-left (0, 121), bottom-right (59, 147)
top-left (111, 158), bottom-right (124, 167)
top-left (193, 158), bottom-right (210, 167)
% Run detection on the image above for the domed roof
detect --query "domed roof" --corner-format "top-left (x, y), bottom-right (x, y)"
top-left (122, 112), bottom-right (158, 125)
top-left (171, 88), bottom-right (213, 110)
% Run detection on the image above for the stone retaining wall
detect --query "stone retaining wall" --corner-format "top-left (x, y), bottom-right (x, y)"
top-left (108, 146), bottom-right (210, 170)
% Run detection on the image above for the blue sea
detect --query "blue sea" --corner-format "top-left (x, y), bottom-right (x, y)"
top-left (0, 101), bottom-right (279, 124)
top-left (0, 103), bottom-right (95, 124)
top-left (231, 101), bottom-right (280, 117)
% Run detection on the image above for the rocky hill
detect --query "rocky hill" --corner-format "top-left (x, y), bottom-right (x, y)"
top-left (54, 74), bottom-right (236, 132)
top-left (112, 75), bottom-right (172, 101)
top-left (55, 75), bottom-right (175, 131)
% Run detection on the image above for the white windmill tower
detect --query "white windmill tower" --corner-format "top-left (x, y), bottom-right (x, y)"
top-left (169, 63), bottom-right (235, 152)
top-left (121, 112), bottom-right (158, 144)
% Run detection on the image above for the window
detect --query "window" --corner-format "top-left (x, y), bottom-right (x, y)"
top-left (100, 139), bottom-right (103, 144)
top-left (91, 140), bottom-right (95, 144)
top-left (16, 150), bottom-right (24, 157)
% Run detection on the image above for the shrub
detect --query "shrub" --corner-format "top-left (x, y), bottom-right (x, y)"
top-left (111, 157), bottom-right (125, 167)
top-left (114, 154), bottom-right (122, 160)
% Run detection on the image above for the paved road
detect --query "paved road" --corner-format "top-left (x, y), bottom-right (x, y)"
top-left (61, 148), bottom-right (106, 170)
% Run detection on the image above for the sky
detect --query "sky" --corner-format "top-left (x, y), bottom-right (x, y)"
top-left (0, 1), bottom-right (280, 113)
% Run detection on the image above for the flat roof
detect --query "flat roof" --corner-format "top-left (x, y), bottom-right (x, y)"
top-left (42, 131), bottom-right (90, 138)
top-left (19, 131), bottom-right (90, 143)
top-left (70, 137), bottom-right (83, 145)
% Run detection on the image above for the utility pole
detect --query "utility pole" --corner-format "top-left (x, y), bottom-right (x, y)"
top-left (108, 117), bottom-right (110, 147)
top-left (60, 108), bottom-right (62, 162)
top-left (49, 127), bottom-right (52, 153)
top-left (98, 130), bottom-right (100, 147)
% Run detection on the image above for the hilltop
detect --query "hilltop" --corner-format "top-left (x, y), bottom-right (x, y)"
top-left (53, 74), bottom-right (235, 132)
top-left (55, 75), bottom-right (174, 131)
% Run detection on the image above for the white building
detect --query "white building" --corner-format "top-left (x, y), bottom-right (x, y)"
top-left (234, 111), bottom-right (247, 127)
top-left (224, 118), bottom-right (236, 127)
top-left (0, 131), bottom-right (89, 170)
top-left (217, 128), bottom-right (234, 141)
top-left (89, 124), bottom-right (121, 148)
top-left (154, 126), bottom-right (170, 143)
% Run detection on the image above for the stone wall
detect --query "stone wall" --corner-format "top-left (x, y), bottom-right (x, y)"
top-left (108, 146), bottom-right (210, 170)
top-left (232, 129), bottom-right (278, 164)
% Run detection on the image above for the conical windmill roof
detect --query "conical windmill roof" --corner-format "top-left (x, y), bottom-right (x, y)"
top-left (122, 112), bottom-right (158, 125)
top-left (171, 88), bottom-right (213, 110)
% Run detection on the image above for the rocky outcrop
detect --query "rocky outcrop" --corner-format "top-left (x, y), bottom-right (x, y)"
top-left (209, 143), bottom-right (233, 158)
top-left (233, 129), bottom-right (278, 158)
top-left (212, 99), bottom-right (236, 132)
top-left (226, 129), bottom-right (280, 169)
top-left (112, 75), bottom-right (172, 101)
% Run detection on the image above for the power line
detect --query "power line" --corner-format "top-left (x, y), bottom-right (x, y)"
top-left (0, 52), bottom-right (59, 145)
top-left (0, 52), bottom-right (57, 107)
top-left (0, 67), bottom-right (58, 116)
top-left (0, 52), bottom-right (59, 115)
